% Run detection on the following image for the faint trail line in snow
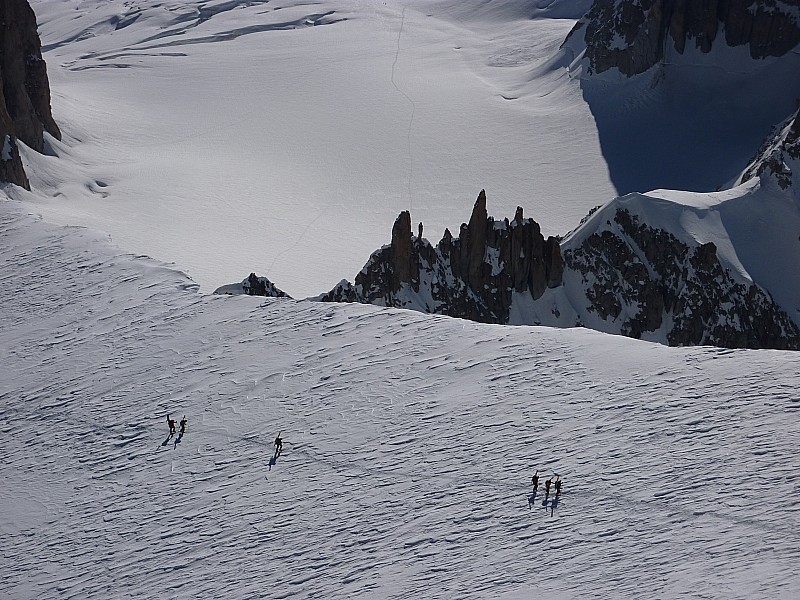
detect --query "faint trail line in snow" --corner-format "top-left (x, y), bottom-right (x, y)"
top-left (391, 5), bottom-right (415, 212)
top-left (263, 201), bottom-right (337, 283)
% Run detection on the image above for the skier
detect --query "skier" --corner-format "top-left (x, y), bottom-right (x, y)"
top-left (179, 416), bottom-right (187, 435)
top-left (544, 478), bottom-right (552, 496)
top-left (167, 415), bottom-right (176, 435)
top-left (555, 476), bottom-right (562, 496)
top-left (531, 470), bottom-right (539, 490)
top-left (274, 433), bottom-right (283, 454)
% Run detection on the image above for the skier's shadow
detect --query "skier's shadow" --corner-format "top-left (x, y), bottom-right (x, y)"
top-left (268, 450), bottom-right (281, 471)
top-left (161, 434), bottom-right (172, 447)
top-left (173, 432), bottom-right (183, 449)
top-left (550, 494), bottom-right (560, 517)
top-left (528, 489), bottom-right (537, 509)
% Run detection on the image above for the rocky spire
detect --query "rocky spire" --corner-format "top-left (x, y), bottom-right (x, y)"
top-left (463, 190), bottom-right (488, 287)
top-left (322, 190), bottom-right (564, 324)
top-left (390, 210), bottom-right (417, 289)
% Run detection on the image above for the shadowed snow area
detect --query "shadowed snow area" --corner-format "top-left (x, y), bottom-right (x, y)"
top-left (2, 198), bottom-right (799, 598)
top-left (574, 44), bottom-right (800, 195)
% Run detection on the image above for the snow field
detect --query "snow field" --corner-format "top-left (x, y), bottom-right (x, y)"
top-left (21, 0), bottom-right (615, 298)
top-left (2, 199), bottom-right (799, 599)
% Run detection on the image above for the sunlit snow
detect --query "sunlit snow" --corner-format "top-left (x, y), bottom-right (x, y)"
top-left (3, 1), bottom-right (800, 597)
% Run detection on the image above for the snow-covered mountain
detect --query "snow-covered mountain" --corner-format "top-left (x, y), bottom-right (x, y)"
top-left (304, 29), bottom-right (800, 351)
top-left (5, 0), bottom-right (799, 349)
top-left (559, 182), bottom-right (800, 348)
top-left (312, 177), bottom-right (800, 349)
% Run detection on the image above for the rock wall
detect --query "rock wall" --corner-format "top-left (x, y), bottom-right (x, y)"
top-left (0, 0), bottom-right (61, 189)
top-left (567, 0), bottom-right (800, 76)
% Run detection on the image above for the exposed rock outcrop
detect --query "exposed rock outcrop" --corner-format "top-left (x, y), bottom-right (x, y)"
top-left (0, 132), bottom-right (28, 188)
top-left (320, 190), bottom-right (564, 324)
top-left (564, 208), bottom-right (800, 349)
top-left (566, 0), bottom-right (800, 76)
top-left (213, 273), bottom-right (292, 298)
top-left (0, 0), bottom-right (61, 189)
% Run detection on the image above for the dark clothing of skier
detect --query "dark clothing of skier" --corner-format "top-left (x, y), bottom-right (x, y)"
top-left (531, 472), bottom-right (539, 490)
top-left (555, 478), bottom-right (562, 496)
top-left (274, 435), bottom-right (283, 454)
top-left (167, 415), bottom-right (176, 434)
top-left (545, 478), bottom-right (552, 495)
top-left (179, 417), bottom-right (187, 434)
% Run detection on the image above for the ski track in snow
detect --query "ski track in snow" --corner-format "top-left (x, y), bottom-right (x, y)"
top-left (391, 4), bottom-right (416, 213)
top-left (2, 200), bottom-right (799, 599)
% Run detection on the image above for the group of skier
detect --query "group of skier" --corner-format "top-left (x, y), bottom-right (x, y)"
top-left (531, 470), bottom-right (562, 497)
top-left (161, 420), bottom-right (562, 505)
top-left (166, 415), bottom-right (187, 436)
top-left (164, 416), bottom-right (283, 459)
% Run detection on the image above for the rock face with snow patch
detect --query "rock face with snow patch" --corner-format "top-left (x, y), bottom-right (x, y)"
top-left (564, 207), bottom-right (800, 349)
top-left (321, 190), bottom-right (564, 324)
top-left (214, 273), bottom-right (292, 298)
top-left (567, 0), bottom-right (800, 76)
top-left (738, 105), bottom-right (800, 190)
top-left (0, 0), bottom-right (61, 188)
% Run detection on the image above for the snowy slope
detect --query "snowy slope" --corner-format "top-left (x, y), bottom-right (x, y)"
top-left (3, 198), bottom-right (800, 599)
top-left (15, 0), bottom-right (614, 298)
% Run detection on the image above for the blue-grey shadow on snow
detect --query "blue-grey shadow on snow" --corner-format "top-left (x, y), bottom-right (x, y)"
top-left (550, 494), bottom-right (560, 517)
top-left (579, 55), bottom-right (800, 195)
top-left (161, 434), bottom-right (172, 447)
top-left (269, 450), bottom-right (281, 471)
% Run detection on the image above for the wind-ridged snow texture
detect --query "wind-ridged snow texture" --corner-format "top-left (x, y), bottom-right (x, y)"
top-left (2, 199), bottom-right (799, 599)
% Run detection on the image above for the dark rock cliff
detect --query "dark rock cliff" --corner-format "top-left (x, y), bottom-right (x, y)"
top-left (320, 190), bottom-right (564, 324)
top-left (567, 0), bottom-right (800, 76)
top-left (0, 0), bottom-right (60, 189)
top-left (564, 207), bottom-right (800, 349)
